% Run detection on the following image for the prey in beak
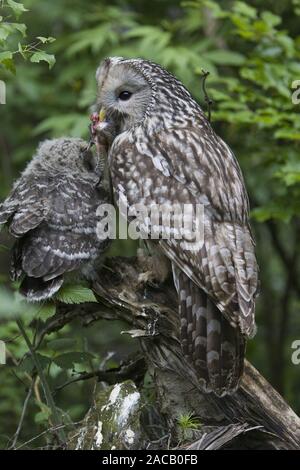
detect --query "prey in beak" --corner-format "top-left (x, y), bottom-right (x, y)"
top-left (88, 107), bottom-right (116, 159)
top-left (90, 107), bottom-right (108, 140)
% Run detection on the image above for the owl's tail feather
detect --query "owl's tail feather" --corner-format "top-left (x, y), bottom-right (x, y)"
top-left (9, 239), bottom-right (64, 301)
top-left (173, 267), bottom-right (245, 396)
top-left (19, 276), bottom-right (64, 302)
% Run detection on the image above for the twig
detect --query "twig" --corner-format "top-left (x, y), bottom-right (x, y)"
top-left (16, 318), bottom-right (67, 445)
top-left (34, 375), bottom-right (42, 404)
top-left (200, 69), bottom-right (213, 122)
top-left (34, 302), bottom-right (103, 349)
top-left (55, 356), bottom-right (146, 392)
top-left (14, 421), bottom-right (83, 450)
top-left (8, 380), bottom-right (34, 450)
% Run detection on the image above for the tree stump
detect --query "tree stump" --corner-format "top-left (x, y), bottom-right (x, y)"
top-left (43, 257), bottom-right (300, 450)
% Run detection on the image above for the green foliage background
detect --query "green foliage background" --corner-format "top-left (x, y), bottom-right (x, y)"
top-left (0, 0), bottom-right (300, 448)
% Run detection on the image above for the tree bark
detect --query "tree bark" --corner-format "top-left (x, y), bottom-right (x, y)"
top-left (43, 257), bottom-right (300, 450)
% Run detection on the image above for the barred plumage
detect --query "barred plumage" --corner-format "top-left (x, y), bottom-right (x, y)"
top-left (95, 57), bottom-right (259, 395)
top-left (0, 137), bottom-right (111, 301)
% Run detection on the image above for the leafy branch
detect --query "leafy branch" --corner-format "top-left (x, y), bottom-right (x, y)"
top-left (0, 0), bottom-right (56, 73)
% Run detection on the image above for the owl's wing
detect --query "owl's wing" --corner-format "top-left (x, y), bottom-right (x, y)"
top-left (0, 175), bottom-right (49, 236)
top-left (155, 126), bottom-right (258, 337)
top-left (113, 125), bottom-right (258, 338)
top-left (14, 178), bottom-right (104, 282)
top-left (2, 173), bottom-right (106, 302)
top-left (147, 124), bottom-right (250, 223)
top-left (10, 237), bottom-right (64, 301)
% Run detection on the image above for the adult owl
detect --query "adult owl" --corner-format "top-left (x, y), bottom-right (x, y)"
top-left (0, 135), bottom-right (113, 301)
top-left (94, 57), bottom-right (259, 395)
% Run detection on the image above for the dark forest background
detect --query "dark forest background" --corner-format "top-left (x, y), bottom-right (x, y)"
top-left (0, 0), bottom-right (300, 449)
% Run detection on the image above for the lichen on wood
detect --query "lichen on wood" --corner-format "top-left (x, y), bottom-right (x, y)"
top-left (68, 381), bottom-right (145, 450)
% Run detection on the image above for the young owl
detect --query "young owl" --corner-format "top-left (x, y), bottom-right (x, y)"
top-left (94, 57), bottom-right (259, 395)
top-left (0, 135), bottom-right (113, 302)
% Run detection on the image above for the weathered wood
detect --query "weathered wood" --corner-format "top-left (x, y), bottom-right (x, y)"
top-left (47, 256), bottom-right (300, 450)
top-left (68, 381), bottom-right (146, 450)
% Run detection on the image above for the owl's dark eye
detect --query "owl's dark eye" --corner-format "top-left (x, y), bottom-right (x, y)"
top-left (118, 90), bottom-right (132, 101)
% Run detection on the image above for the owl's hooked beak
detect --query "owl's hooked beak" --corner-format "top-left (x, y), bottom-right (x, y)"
top-left (89, 106), bottom-right (116, 153)
top-left (89, 107), bottom-right (108, 140)
top-left (98, 107), bottom-right (106, 122)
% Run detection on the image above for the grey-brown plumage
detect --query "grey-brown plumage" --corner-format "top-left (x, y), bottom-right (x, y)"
top-left (0, 137), bottom-right (112, 301)
top-left (95, 57), bottom-right (259, 395)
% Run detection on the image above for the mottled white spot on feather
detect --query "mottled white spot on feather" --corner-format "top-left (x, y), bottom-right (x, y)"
top-left (207, 319), bottom-right (221, 334)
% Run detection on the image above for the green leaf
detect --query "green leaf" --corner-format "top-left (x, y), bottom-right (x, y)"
top-left (33, 113), bottom-right (88, 137)
top-left (35, 302), bottom-right (56, 320)
top-left (261, 11), bottom-right (281, 28)
top-left (177, 412), bottom-right (201, 430)
top-left (203, 50), bottom-right (245, 65)
top-left (34, 410), bottom-right (50, 424)
top-left (275, 160), bottom-right (300, 186)
top-left (36, 36), bottom-right (56, 44)
top-left (0, 21), bottom-right (26, 40)
top-left (55, 284), bottom-right (97, 304)
top-left (66, 24), bottom-right (116, 57)
top-left (0, 51), bottom-right (15, 74)
top-left (274, 129), bottom-right (300, 140)
top-left (200, 1), bottom-right (228, 18)
top-left (0, 51), bottom-right (13, 61)
top-left (0, 24), bottom-right (13, 41)
top-left (30, 51), bottom-right (55, 69)
top-left (34, 403), bottom-right (52, 424)
top-left (251, 205), bottom-right (293, 223)
top-left (53, 352), bottom-right (94, 370)
top-left (7, 0), bottom-right (28, 19)
top-left (19, 353), bottom-right (52, 373)
top-left (1, 57), bottom-right (16, 73)
top-left (125, 26), bottom-right (171, 49)
top-left (14, 22), bottom-right (27, 36)
top-left (233, 1), bottom-right (257, 18)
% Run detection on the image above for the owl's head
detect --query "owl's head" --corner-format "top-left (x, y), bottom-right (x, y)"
top-left (95, 57), bottom-right (153, 130)
top-left (95, 57), bottom-right (202, 132)
top-left (27, 138), bottom-right (105, 179)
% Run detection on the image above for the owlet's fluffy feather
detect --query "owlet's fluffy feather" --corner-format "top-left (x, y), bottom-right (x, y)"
top-left (0, 137), bottom-right (112, 301)
top-left (94, 57), bottom-right (259, 396)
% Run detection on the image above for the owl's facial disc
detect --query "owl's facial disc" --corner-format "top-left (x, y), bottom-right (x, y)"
top-left (96, 60), bottom-right (152, 130)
